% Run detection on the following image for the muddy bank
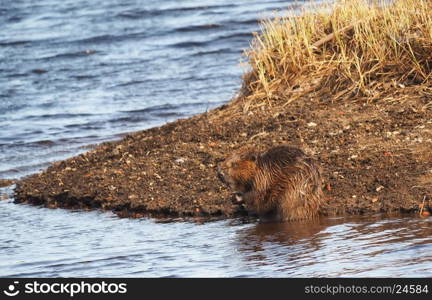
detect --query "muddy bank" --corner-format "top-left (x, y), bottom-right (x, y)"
top-left (0, 179), bottom-right (15, 188)
top-left (14, 83), bottom-right (432, 219)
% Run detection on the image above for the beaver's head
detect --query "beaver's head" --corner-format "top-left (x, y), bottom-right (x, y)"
top-left (217, 148), bottom-right (259, 200)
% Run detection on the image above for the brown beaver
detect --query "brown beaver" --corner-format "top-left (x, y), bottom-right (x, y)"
top-left (217, 145), bottom-right (323, 222)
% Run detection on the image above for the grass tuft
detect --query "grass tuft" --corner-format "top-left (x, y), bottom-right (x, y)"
top-left (242, 0), bottom-right (432, 107)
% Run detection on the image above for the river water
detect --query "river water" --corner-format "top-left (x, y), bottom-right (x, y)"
top-left (1, 0), bottom-right (431, 277)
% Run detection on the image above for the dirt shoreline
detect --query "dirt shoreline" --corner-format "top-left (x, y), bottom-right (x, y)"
top-left (13, 83), bottom-right (432, 219)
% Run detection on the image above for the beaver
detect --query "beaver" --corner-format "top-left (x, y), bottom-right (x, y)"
top-left (217, 145), bottom-right (323, 222)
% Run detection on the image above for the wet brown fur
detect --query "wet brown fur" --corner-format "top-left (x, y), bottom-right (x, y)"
top-left (218, 145), bottom-right (323, 222)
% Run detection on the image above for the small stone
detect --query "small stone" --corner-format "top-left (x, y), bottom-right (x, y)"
top-left (307, 122), bottom-right (317, 127)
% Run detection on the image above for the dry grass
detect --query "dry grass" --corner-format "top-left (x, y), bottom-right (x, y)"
top-left (241, 0), bottom-right (432, 108)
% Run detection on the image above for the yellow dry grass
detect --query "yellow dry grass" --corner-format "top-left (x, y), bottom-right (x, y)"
top-left (241, 0), bottom-right (432, 108)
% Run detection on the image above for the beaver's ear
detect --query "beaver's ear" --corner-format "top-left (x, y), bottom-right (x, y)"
top-left (249, 152), bottom-right (258, 162)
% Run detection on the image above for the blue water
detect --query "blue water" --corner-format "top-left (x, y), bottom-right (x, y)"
top-left (1, 0), bottom-right (431, 277)
top-left (2, 0), bottom-right (283, 177)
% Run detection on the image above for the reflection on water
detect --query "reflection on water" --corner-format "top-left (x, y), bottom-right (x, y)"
top-left (236, 215), bottom-right (432, 277)
top-left (1, 192), bottom-right (431, 277)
